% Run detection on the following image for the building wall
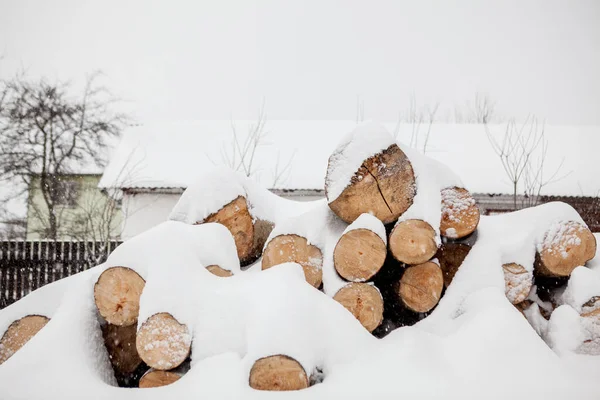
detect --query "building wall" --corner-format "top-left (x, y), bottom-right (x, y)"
top-left (26, 174), bottom-right (123, 240)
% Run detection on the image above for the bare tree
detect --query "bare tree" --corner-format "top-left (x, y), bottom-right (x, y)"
top-left (0, 72), bottom-right (126, 240)
top-left (393, 94), bottom-right (440, 153)
top-left (473, 92), bottom-right (495, 124)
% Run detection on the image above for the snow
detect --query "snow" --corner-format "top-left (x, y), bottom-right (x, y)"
top-left (589, 233), bottom-right (600, 272)
top-left (562, 267), bottom-right (600, 313)
top-left (324, 121), bottom-right (396, 202)
top-left (99, 121), bottom-right (600, 197)
top-left (342, 213), bottom-right (387, 244)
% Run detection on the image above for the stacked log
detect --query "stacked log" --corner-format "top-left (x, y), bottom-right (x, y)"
top-left (138, 361), bottom-right (189, 388)
top-left (0, 315), bottom-right (49, 365)
top-left (102, 323), bottom-right (147, 387)
top-left (389, 219), bottom-right (438, 265)
top-left (94, 267), bottom-right (146, 326)
top-left (249, 355), bottom-right (309, 391)
top-left (440, 187), bottom-right (480, 239)
top-left (395, 261), bottom-right (444, 313)
top-left (436, 242), bottom-right (471, 288)
top-left (333, 283), bottom-right (384, 333)
top-left (136, 312), bottom-right (191, 371)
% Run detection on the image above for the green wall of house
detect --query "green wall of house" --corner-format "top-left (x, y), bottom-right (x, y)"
top-left (26, 174), bottom-right (123, 240)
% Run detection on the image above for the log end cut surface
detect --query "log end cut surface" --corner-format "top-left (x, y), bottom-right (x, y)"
top-left (502, 263), bottom-right (533, 304)
top-left (333, 283), bottom-right (384, 332)
top-left (327, 144), bottom-right (416, 224)
top-left (0, 315), bottom-right (49, 365)
top-left (389, 219), bottom-right (438, 265)
top-left (94, 267), bottom-right (145, 326)
top-left (398, 261), bottom-right (444, 313)
top-left (262, 234), bottom-right (323, 288)
top-left (206, 265), bottom-right (234, 277)
top-left (334, 229), bottom-right (386, 282)
top-left (136, 313), bottom-right (191, 370)
top-left (440, 187), bottom-right (480, 239)
top-left (139, 369), bottom-right (182, 388)
top-left (537, 221), bottom-right (597, 277)
top-left (204, 196), bottom-right (255, 264)
top-left (249, 355), bottom-right (309, 391)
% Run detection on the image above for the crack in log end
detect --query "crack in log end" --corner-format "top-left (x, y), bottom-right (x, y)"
top-left (365, 165), bottom-right (393, 216)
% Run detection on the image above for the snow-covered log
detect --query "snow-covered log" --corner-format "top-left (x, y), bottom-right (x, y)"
top-left (94, 267), bottom-right (145, 327)
top-left (136, 312), bottom-right (191, 370)
top-left (325, 122), bottom-right (416, 224)
top-left (389, 219), bottom-right (438, 265)
top-left (440, 187), bottom-right (480, 239)
top-left (0, 315), bottom-right (49, 365)
top-left (249, 355), bottom-right (309, 391)
top-left (535, 221), bottom-right (597, 277)
top-left (396, 261), bottom-right (444, 313)
top-left (332, 283), bottom-right (384, 333)
top-left (333, 213), bottom-right (387, 282)
top-left (101, 323), bottom-right (146, 386)
top-left (502, 263), bottom-right (533, 304)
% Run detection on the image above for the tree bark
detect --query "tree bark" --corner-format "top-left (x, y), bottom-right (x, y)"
top-left (535, 221), bottom-right (597, 277)
top-left (326, 144), bottom-right (416, 224)
top-left (333, 283), bottom-right (384, 332)
top-left (136, 312), bottom-right (191, 371)
top-left (440, 187), bottom-right (480, 239)
top-left (249, 355), bottom-right (309, 391)
top-left (436, 242), bottom-right (471, 288)
top-left (102, 323), bottom-right (147, 387)
top-left (94, 267), bottom-right (145, 326)
top-left (396, 262), bottom-right (444, 313)
top-left (262, 234), bottom-right (323, 288)
top-left (334, 228), bottom-right (386, 282)
top-left (0, 315), bottom-right (49, 365)
top-left (389, 219), bottom-right (438, 265)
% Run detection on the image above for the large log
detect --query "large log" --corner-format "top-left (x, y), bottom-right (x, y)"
top-left (94, 267), bottom-right (145, 327)
top-left (334, 228), bottom-right (386, 282)
top-left (535, 221), bottom-right (597, 277)
top-left (436, 242), bottom-right (471, 288)
top-left (249, 355), bottom-right (309, 391)
top-left (397, 261), bottom-right (444, 313)
top-left (262, 234), bottom-right (323, 288)
top-left (502, 263), bottom-right (533, 304)
top-left (389, 219), bottom-right (438, 265)
top-left (0, 315), bottom-right (49, 365)
top-left (440, 187), bottom-right (480, 239)
top-left (102, 323), bottom-right (145, 386)
top-left (333, 283), bottom-right (384, 332)
top-left (136, 313), bottom-right (191, 370)
top-left (326, 144), bottom-right (416, 224)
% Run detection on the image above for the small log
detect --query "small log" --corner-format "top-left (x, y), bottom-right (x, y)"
top-left (94, 267), bottom-right (145, 327)
top-left (436, 242), bottom-right (471, 288)
top-left (440, 187), bottom-right (480, 239)
top-left (262, 234), bottom-right (323, 288)
top-left (334, 229), bottom-right (386, 282)
top-left (249, 355), bottom-right (309, 391)
top-left (581, 296), bottom-right (600, 320)
top-left (389, 219), bottom-right (438, 265)
top-left (397, 261), bottom-right (444, 313)
top-left (206, 265), bottom-right (233, 277)
top-left (0, 315), bottom-right (49, 365)
top-left (136, 313), bottom-right (191, 370)
top-left (102, 323), bottom-right (144, 382)
top-left (326, 144), bottom-right (416, 224)
top-left (535, 221), bottom-right (597, 277)
top-left (502, 263), bottom-right (533, 304)
top-left (333, 283), bottom-right (384, 332)
top-left (139, 369), bottom-right (183, 388)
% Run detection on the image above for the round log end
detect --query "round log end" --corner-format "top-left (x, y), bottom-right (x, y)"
top-left (334, 229), bottom-right (386, 282)
top-left (0, 315), bottom-right (49, 365)
top-left (333, 283), bottom-right (384, 332)
top-left (204, 196), bottom-right (255, 264)
top-left (389, 219), bottom-right (438, 265)
top-left (502, 263), bottom-right (533, 305)
top-left (102, 323), bottom-right (143, 375)
top-left (440, 187), bottom-right (480, 239)
top-left (398, 261), bottom-right (444, 313)
top-left (139, 369), bottom-right (182, 388)
top-left (136, 313), bottom-right (191, 370)
top-left (537, 221), bottom-right (597, 277)
top-left (262, 234), bottom-right (323, 288)
top-left (249, 355), bottom-right (309, 391)
top-left (206, 265), bottom-right (233, 277)
top-left (327, 144), bottom-right (416, 224)
top-left (94, 266), bottom-right (145, 326)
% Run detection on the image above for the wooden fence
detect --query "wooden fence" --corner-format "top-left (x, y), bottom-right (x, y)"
top-left (0, 240), bottom-right (121, 309)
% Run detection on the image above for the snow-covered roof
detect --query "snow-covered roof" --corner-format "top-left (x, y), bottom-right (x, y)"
top-left (99, 121), bottom-right (600, 197)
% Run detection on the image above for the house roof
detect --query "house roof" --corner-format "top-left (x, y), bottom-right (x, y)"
top-left (98, 121), bottom-right (600, 197)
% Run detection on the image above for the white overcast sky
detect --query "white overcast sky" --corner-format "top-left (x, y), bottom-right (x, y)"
top-left (1, 0), bottom-right (599, 124)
